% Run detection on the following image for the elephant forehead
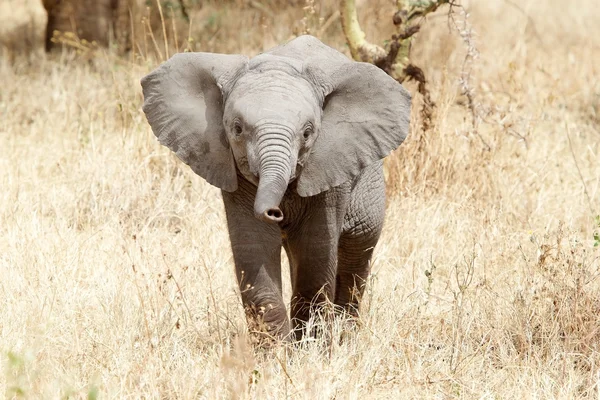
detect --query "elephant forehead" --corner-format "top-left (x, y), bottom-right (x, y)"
top-left (236, 96), bottom-right (308, 126)
top-left (232, 69), bottom-right (313, 96)
top-left (228, 72), bottom-right (318, 126)
top-left (248, 53), bottom-right (303, 74)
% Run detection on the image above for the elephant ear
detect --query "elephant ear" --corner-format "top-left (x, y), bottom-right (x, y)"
top-left (296, 62), bottom-right (411, 196)
top-left (141, 52), bottom-right (248, 192)
top-left (268, 35), bottom-right (411, 197)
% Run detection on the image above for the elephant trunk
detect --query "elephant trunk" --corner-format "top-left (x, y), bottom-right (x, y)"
top-left (253, 128), bottom-right (294, 223)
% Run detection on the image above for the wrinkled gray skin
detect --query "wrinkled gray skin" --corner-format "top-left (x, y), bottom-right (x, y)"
top-left (141, 35), bottom-right (411, 340)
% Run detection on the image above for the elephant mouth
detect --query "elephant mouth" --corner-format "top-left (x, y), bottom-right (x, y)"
top-left (290, 163), bottom-right (306, 181)
top-left (244, 171), bottom-right (260, 186)
top-left (235, 157), bottom-right (260, 185)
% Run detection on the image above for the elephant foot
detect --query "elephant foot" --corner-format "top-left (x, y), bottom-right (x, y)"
top-left (244, 303), bottom-right (291, 345)
top-left (290, 295), bottom-right (337, 342)
top-left (336, 310), bottom-right (365, 344)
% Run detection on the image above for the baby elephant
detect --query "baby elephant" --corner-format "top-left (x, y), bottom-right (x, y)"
top-left (141, 35), bottom-right (411, 340)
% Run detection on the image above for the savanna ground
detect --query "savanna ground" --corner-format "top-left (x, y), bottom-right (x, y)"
top-left (1, 0), bottom-right (600, 398)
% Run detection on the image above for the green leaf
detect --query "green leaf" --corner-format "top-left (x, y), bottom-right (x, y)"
top-left (7, 351), bottom-right (24, 369)
top-left (594, 216), bottom-right (600, 247)
top-left (88, 386), bottom-right (99, 400)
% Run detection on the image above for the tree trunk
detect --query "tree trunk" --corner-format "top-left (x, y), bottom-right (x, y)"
top-left (42, 0), bottom-right (134, 52)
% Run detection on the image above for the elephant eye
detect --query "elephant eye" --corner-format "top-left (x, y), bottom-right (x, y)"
top-left (303, 125), bottom-right (313, 140)
top-left (233, 120), bottom-right (243, 136)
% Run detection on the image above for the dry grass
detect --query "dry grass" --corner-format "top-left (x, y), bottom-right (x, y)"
top-left (1, 0), bottom-right (600, 398)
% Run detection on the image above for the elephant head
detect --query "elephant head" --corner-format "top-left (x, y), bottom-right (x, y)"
top-left (141, 35), bottom-right (411, 223)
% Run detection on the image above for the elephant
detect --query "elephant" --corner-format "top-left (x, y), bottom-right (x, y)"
top-left (141, 35), bottom-right (411, 341)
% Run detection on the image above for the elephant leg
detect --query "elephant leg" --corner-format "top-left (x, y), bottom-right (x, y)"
top-left (335, 234), bottom-right (380, 317)
top-left (282, 239), bottom-right (296, 289)
top-left (284, 189), bottom-right (349, 339)
top-left (222, 189), bottom-right (289, 341)
top-left (286, 231), bottom-right (338, 339)
top-left (335, 163), bottom-right (386, 317)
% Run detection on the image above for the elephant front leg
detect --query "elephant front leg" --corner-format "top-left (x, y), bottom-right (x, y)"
top-left (285, 191), bottom-right (348, 340)
top-left (287, 230), bottom-right (338, 340)
top-left (222, 191), bottom-right (290, 341)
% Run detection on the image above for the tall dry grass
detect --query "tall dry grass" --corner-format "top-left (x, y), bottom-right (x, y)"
top-left (1, 0), bottom-right (600, 398)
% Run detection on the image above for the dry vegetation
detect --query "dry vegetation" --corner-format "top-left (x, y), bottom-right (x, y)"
top-left (1, 0), bottom-right (600, 398)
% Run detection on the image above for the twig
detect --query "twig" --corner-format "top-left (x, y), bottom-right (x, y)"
top-left (448, 4), bottom-right (491, 151)
top-left (177, 0), bottom-right (190, 22)
top-left (145, 9), bottom-right (163, 61)
top-left (501, 0), bottom-right (546, 49)
top-left (161, 253), bottom-right (202, 336)
top-left (566, 122), bottom-right (597, 216)
top-left (155, 0), bottom-right (169, 61)
top-left (317, 10), bottom-right (340, 37)
top-left (273, 350), bottom-right (299, 393)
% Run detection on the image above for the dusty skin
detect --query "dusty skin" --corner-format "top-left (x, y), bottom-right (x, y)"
top-left (1, 0), bottom-right (600, 398)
